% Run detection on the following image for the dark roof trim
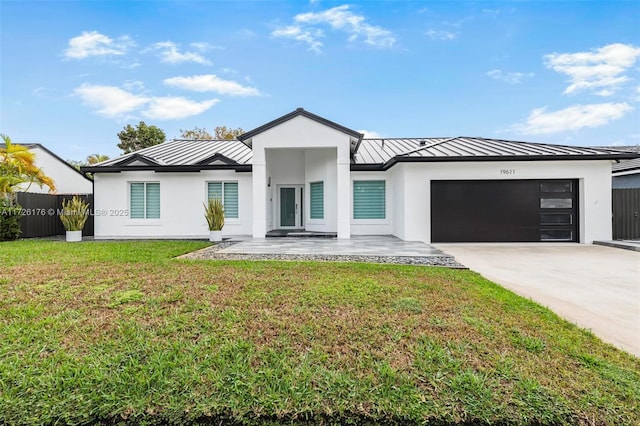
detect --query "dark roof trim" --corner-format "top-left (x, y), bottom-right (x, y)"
top-left (613, 166), bottom-right (640, 175)
top-left (194, 153), bottom-right (237, 166)
top-left (2, 142), bottom-right (94, 182)
top-left (81, 164), bottom-right (252, 174)
top-left (113, 153), bottom-right (161, 167)
top-left (351, 153), bottom-right (639, 171)
top-left (238, 108), bottom-right (364, 150)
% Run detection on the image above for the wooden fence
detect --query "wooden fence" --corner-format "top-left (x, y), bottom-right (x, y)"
top-left (612, 188), bottom-right (640, 240)
top-left (16, 192), bottom-right (94, 238)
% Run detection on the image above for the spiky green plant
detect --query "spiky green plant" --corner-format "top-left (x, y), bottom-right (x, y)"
top-left (59, 196), bottom-right (89, 231)
top-left (204, 198), bottom-right (224, 231)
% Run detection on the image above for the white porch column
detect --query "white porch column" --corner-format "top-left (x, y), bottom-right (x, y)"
top-left (252, 146), bottom-right (267, 238)
top-left (336, 145), bottom-right (351, 239)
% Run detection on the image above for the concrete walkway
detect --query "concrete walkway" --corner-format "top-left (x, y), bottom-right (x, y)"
top-left (220, 236), bottom-right (447, 257)
top-left (435, 243), bottom-right (640, 357)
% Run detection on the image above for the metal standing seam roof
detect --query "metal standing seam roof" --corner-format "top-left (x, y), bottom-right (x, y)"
top-left (613, 158), bottom-right (640, 173)
top-left (83, 136), bottom-right (640, 173)
top-left (596, 146), bottom-right (640, 174)
top-left (94, 139), bottom-right (253, 167)
top-left (353, 137), bottom-right (633, 164)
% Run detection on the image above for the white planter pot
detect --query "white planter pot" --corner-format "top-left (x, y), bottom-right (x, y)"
top-left (209, 230), bottom-right (222, 242)
top-left (66, 230), bottom-right (82, 242)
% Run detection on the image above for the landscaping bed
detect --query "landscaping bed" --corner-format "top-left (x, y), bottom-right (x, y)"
top-left (0, 240), bottom-right (638, 425)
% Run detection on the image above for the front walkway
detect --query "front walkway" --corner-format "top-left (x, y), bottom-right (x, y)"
top-left (183, 236), bottom-right (462, 267)
top-left (220, 236), bottom-right (445, 256)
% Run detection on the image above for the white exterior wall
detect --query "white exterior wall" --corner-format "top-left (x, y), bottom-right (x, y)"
top-left (390, 165), bottom-right (406, 240)
top-left (251, 115), bottom-right (352, 238)
top-left (350, 171), bottom-right (394, 235)
top-left (397, 160), bottom-right (613, 244)
top-left (93, 170), bottom-right (252, 239)
top-left (305, 148), bottom-right (337, 232)
top-left (22, 146), bottom-right (93, 194)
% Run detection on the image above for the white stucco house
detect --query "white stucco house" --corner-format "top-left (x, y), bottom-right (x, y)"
top-left (5, 143), bottom-right (93, 194)
top-left (82, 108), bottom-right (638, 243)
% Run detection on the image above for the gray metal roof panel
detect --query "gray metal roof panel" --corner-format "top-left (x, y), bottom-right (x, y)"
top-left (613, 158), bottom-right (640, 173)
top-left (87, 136), bottom-right (639, 174)
top-left (353, 137), bottom-right (636, 164)
top-left (95, 139), bottom-right (253, 168)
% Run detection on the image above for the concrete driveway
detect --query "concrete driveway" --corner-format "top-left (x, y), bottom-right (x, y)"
top-left (434, 244), bottom-right (640, 357)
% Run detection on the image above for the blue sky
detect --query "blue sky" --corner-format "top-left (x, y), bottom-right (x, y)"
top-left (1, 0), bottom-right (639, 161)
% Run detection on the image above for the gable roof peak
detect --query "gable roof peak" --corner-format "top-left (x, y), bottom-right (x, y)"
top-left (237, 107), bottom-right (364, 154)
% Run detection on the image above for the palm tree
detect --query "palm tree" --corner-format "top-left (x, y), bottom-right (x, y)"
top-left (0, 134), bottom-right (56, 205)
top-left (86, 154), bottom-right (110, 165)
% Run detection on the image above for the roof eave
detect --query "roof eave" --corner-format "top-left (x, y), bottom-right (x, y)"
top-left (81, 164), bottom-right (253, 174)
top-left (353, 153), bottom-right (640, 171)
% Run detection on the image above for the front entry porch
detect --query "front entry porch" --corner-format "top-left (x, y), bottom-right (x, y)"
top-left (266, 229), bottom-right (337, 238)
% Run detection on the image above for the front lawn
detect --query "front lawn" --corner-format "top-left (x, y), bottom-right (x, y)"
top-left (0, 240), bottom-right (638, 425)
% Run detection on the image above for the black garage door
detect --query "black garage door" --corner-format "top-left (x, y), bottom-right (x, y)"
top-left (431, 180), bottom-right (578, 242)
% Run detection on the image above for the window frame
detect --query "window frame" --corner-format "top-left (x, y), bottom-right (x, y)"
top-left (206, 181), bottom-right (239, 220)
top-left (352, 179), bottom-right (387, 221)
top-left (309, 181), bottom-right (324, 221)
top-left (128, 181), bottom-right (161, 220)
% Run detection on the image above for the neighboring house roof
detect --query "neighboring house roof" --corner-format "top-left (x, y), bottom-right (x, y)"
top-left (1, 142), bottom-right (92, 182)
top-left (593, 145), bottom-right (640, 175)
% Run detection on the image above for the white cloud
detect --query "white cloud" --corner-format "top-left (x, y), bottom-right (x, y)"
top-left (513, 102), bottom-right (633, 135)
top-left (544, 43), bottom-right (640, 96)
top-left (74, 83), bottom-right (217, 120)
top-left (164, 74), bottom-right (260, 96)
top-left (189, 42), bottom-right (222, 52)
top-left (272, 5), bottom-right (395, 52)
top-left (64, 31), bottom-right (134, 59)
top-left (425, 29), bottom-right (457, 41)
top-left (358, 129), bottom-right (383, 138)
top-left (486, 69), bottom-right (534, 84)
top-left (272, 25), bottom-right (324, 53)
top-left (142, 97), bottom-right (219, 120)
top-left (149, 41), bottom-right (211, 65)
top-left (73, 83), bottom-right (149, 118)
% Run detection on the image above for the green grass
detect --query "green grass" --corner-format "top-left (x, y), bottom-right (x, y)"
top-left (0, 239), bottom-right (638, 425)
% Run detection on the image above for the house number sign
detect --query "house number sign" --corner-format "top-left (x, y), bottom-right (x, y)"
top-left (500, 169), bottom-right (516, 175)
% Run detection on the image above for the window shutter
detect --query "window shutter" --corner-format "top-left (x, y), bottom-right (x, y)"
top-left (145, 183), bottom-right (160, 219)
top-left (223, 182), bottom-right (238, 218)
top-left (130, 183), bottom-right (145, 219)
top-left (310, 181), bottom-right (324, 219)
top-left (353, 181), bottom-right (385, 219)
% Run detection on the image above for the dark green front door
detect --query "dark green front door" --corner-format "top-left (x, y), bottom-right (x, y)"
top-left (280, 187), bottom-right (296, 227)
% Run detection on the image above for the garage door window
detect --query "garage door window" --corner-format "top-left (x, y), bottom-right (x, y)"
top-left (540, 198), bottom-right (572, 209)
top-left (540, 213), bottom-right (572, 225)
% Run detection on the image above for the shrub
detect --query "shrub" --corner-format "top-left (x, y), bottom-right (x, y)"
top-left (0, 199), bottom-right (22, 241)
top-left (59, 196), bottom-right (89, 232)
top-left (204, 198), bottom-right (224, 231)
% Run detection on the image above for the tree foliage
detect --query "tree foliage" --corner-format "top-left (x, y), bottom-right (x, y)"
top-left (1, 134), bottom-right (56, 204)
top-left (117, 122), bottom-right (166, 154)
top-left (180, 126), bottom-right (244, 140)
top-left (180, 127), bottom-right (213, 140)
top-left (214, 126), bottom-right (244, 140)
top-left (87, 154), bottom-right (110, 165)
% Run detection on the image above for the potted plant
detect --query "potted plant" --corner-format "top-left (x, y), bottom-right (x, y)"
top-left (59, 196), bottom-right (89, 242)
top-left (204, 198), bottom-right (224, 242)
